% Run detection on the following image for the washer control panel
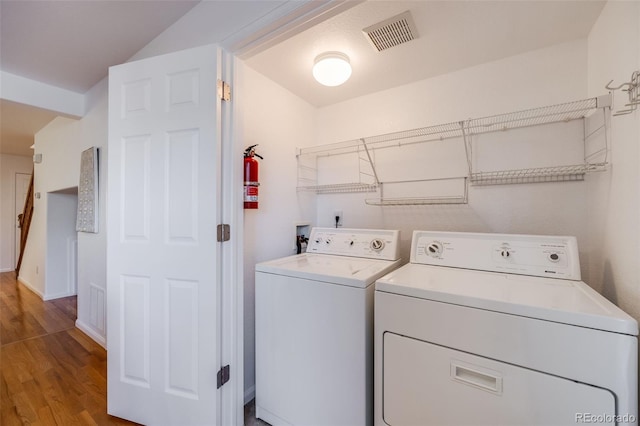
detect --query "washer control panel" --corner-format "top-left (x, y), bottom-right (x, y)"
top-left (307, 228), bottom-right (401, 260)
top-left (411, 231), bottom-right (580, 280)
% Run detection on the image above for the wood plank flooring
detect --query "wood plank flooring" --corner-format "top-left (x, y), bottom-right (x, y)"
top-left (0, 272), bottom-right (137, 425)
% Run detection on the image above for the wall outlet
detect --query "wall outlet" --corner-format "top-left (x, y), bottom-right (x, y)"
top-left (295, 223), bottom-right (311, 253)
top-left (333, 210), bottom-right (343, 227)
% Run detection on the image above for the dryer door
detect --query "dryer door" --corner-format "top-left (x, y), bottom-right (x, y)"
top-left (383, 332), bottom-right (616, 425)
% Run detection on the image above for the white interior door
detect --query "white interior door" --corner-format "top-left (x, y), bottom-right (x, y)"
top-left (107, 44), bottom-right (222, 425)
top-left (14, 172), bottom-right (31, 267)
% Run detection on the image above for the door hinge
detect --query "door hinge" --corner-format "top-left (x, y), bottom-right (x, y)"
top-left (217, 365), bottom-right (230, 389)
top-left (217, 80), bottom-right (231, 101)
top-left (217, 224), bottom-right (230, 242)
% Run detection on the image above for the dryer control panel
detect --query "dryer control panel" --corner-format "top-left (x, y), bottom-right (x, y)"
top-left (411, 231), bottom-right (580, 280)
top-left (307, 228), bottom-right (401, 260)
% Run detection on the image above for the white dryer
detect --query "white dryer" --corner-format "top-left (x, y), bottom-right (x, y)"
top-left (375, 231), bottom-right (638, 426)
top-left (256, 227), bottom-right (402, 426)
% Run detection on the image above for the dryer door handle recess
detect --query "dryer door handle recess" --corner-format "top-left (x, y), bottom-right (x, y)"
top-left (451, 361), bottom-right (503, 394)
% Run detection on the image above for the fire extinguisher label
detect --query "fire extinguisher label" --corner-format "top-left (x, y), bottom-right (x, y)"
top-left (244, 185), bottom-right (259, 202)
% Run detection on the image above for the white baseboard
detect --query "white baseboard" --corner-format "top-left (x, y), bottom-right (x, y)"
top-left (244, 385), bottom-right (256, 405)
top-left (16, 276), bottom-right (76, 301)
top-left (43, 290), bottom-right (77, 301)
top-left (75, 319), bottom-right (107, 349)
top-left (17, 276), bottom-right (45, 299)
top-left (0, 267), bottom-right (15, 273)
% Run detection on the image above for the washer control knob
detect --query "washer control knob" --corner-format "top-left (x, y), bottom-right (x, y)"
top-left (325, 238), bottom-right (332, 245)
top-left (349, 240), bottom-right (355, 246)
top-left (370, 239), bottom-right (385, 251)
top-left (500, 245), bottom-right (512, 259)
top-left (427, 242), bottom-right (443, 257)
top-left (548, 252), bottom-right (560, 263)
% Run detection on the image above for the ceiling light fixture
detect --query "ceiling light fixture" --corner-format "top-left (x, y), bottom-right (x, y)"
top-left (312, 52), bottom-right (352, 87)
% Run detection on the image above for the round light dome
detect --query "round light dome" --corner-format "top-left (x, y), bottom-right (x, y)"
top-left (312, 52), bottom-right (352, 87)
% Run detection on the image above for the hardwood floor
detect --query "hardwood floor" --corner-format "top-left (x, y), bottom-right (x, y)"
top-left (0, 272), bottom-right (137, 425)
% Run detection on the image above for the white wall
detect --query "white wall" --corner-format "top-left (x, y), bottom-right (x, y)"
top-left (238, 62), bottom-right (316, 402)
top-left (19, 79), bottom-right (110, 343)
top-left (0, 154), bottom-right (33, 271)
top-left (74, 79), bottom-right (109, 346)
top-left (586, 1), bottom-right (640, 324)
top-left (313, 39), bottom-right (593, 268)
top-left (20, 116), bottom-right (81, 297)
top-left (315, 39), bottom-right (588, 146)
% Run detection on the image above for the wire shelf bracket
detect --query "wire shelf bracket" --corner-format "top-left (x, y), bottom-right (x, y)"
top-left (466, 94), bottom-right (611, 186)
top-left (365, 177), bottom-right (469, 205)
top-left (296, 138), bottom-right (380, 194)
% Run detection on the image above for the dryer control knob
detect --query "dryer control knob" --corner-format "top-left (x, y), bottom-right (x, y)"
top-left (548, 252), bottom-right (560, 262)
top-left (370, 239), bottom-right (385, 251)
top-left (427, 242), bottom-right (443, 257)
top-left (499, 244), bottom-right (512, 259)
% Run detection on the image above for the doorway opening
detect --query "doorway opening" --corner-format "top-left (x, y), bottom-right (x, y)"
top-left (46, 188), bottom-right (78, 299)
top-left (14, 172), bottom-right (31, 269)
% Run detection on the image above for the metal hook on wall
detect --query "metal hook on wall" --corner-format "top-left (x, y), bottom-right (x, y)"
top-left (605, 80), bottom-right (632, 91)
top-left (606, 70), bottom-right (640, 116)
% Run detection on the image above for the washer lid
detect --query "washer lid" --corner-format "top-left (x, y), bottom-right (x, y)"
top-left (256, 253), bottom-right (403, 288)
top-left (376, 264), bottom-right (638, 335)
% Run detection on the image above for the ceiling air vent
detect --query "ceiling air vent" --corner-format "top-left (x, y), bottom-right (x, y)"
top-left (362, 10), bottom-right (419, 52)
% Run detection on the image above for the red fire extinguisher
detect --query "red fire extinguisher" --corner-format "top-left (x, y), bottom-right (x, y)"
top-left (244, 144), bottom-right (263, 209)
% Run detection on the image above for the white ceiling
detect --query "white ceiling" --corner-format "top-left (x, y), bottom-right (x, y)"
top-left (245, 0), bottom-right (606, 108)
top-left (0, 0), bottom-right (200, 93)
top-left (0, 0), bottom-right (606, 157)
top-left (0, 0), bottom-right (200, 156)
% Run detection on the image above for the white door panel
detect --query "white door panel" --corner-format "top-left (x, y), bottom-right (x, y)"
top-left (107, 44), bottom-right (221, 426)
top-left (383, 332), bottom-right (615, 426)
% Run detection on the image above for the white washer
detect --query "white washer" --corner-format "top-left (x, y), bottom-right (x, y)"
top-left (256, 227), bottom-right (402, 426)
top-left (375, 231), bottom-right (638, 426)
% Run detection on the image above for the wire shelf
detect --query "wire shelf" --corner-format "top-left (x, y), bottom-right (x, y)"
top-left (297, 139), bottom-right (364, 157)
top-left (297, 96), bottom-right (607, 157)
top-left (296, 95), bottom-right (611, 197)
top-left (363, 121), bottom-right (465, 148)
top-left (470, 163), bottom-right (607, 186)
top-left (365, 196), bottom-right (467, 206)
top-left (466, 98), bottom-right (599, 135)
top-left (297, 183), bottom-right (379, 194)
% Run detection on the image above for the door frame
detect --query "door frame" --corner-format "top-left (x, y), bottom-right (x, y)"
top-left (222, 1), bottom-right (363, 423)
top-left (100, 2), bottom-right (355, 422)
top-left (220, 50), bottom-right (245, 426)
